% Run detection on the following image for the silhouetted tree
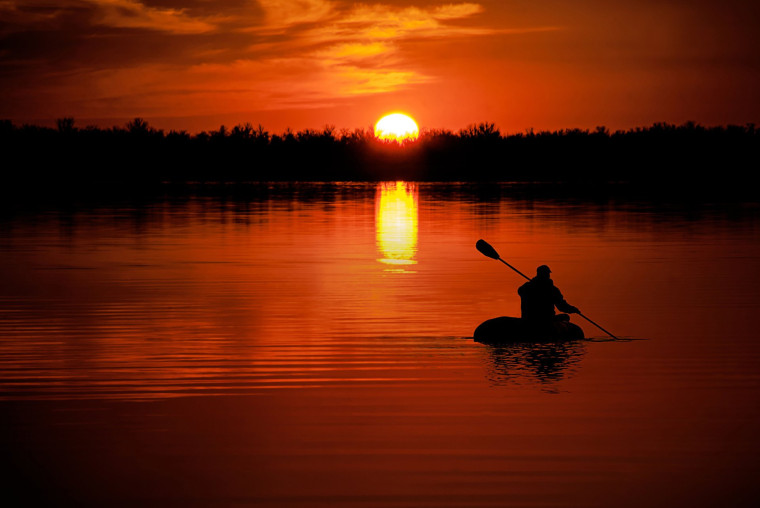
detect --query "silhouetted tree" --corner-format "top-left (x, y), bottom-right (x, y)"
top-left (56, 117), bottom-right (76, 133)
top-left (460, 122), bottom-right (500, 139)
top-left (126, 117), bottom-right (151, 134)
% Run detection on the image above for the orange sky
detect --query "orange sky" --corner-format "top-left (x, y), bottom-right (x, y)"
top-left (1, 1), bottom-right (758, 133)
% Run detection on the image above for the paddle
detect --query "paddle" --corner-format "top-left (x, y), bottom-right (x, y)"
top-left (476, 239), bottom-right (620, 340)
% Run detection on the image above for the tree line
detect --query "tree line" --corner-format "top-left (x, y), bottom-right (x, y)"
top-left (1, 118), bottom-right (757, 195)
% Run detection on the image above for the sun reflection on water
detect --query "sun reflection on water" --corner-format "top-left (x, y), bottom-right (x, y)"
top-left (375, 181), bottom-right (418, 271)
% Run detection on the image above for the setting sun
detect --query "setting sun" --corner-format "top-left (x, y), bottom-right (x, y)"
top-left (374, 113), bottom-right (420, 143)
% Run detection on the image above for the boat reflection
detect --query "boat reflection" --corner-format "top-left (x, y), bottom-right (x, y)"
top-left (482, 341), bottom-right (587, 391)
top-left (375, 181), bottom-right (418, 272)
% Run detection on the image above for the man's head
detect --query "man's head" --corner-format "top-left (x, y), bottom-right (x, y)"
top-left (536, 265), bottom-right (552, 279)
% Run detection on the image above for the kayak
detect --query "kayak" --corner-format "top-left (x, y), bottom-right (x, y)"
top-left (474, 316), bottom-right (584, 344)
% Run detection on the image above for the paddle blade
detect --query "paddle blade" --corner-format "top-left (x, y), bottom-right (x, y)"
top-left (476, 239), bottom-right (500, 260)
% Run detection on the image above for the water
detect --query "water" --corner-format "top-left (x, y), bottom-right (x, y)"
top-left (2, 182), bottom-right (759, 507)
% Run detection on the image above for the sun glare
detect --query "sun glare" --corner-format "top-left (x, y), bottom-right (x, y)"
top-left (376, 181), bottom-right (418, 271)
top-left (374, 113), bottom-right (419, 143)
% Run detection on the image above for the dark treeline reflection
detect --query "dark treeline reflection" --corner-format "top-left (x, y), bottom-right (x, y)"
top-left (1, 119), bottom-right (758, 197)
top-left (4, 182), bottom-right (760, 228)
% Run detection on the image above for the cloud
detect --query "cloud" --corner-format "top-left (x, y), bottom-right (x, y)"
top-left (0, 2), bottom-right (559, 121)
top-left (314, 41), bottom-right (391, 60)
top-left (256, 0), bottom-right (335, 31)
top-left (81, 2), bottom-right (548, 111)
top-left (330, 66), bottom-right (431, 96)
top-left (96, 54), bottom-right (428, 112)
top-left (0, 1), bottom-right (223, 34)
top-left (432, 3), bottom-right (483, 20)
top-left (89, 0), bottom-right (217, 34)
top-left (0, 1), bottom-right (76, 34)
top-left (246, 2), bottom-right (497, 98)
top-left (307, 2), bottom-right (491, 43)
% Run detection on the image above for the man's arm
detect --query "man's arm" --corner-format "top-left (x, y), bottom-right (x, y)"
top-left (553, 287), bottom-right (580, 314)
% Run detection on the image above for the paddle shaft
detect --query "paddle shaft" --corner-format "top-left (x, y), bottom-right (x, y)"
top-left (497, 258), bottom-right (531, 281)
top-left (486, 243), bottom-right (621, 340)
top-left (576, 312), bottom-right (620, 340)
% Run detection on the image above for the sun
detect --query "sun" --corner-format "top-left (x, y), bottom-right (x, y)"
top-left (374, 113), bottom-right (419, 143)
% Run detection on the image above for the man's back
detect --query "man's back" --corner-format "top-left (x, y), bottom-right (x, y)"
top-left (517, 265), bottom-right (579, 321)
top-left (518, 278), bottom-right (563, 321)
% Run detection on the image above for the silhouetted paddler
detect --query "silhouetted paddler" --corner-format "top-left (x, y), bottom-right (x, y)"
top-left (518, 265), bottom-right (580, 323)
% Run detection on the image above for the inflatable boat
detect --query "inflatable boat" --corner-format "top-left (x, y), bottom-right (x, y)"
top-left (474, 316), bottom-right (584, 344)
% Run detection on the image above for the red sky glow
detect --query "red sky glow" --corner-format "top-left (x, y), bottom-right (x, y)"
top-left (1, 0), bottom-right (758, 133)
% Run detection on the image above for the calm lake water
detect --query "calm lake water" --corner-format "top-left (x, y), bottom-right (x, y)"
top-left (2, 182), bottom-right (759, 507)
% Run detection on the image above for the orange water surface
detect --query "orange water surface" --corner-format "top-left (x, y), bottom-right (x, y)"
top-left (1, 182), bottom-right (759, 507)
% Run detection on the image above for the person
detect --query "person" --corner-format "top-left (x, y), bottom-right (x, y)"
top-left (518, 265), bottom-right (580, 323)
